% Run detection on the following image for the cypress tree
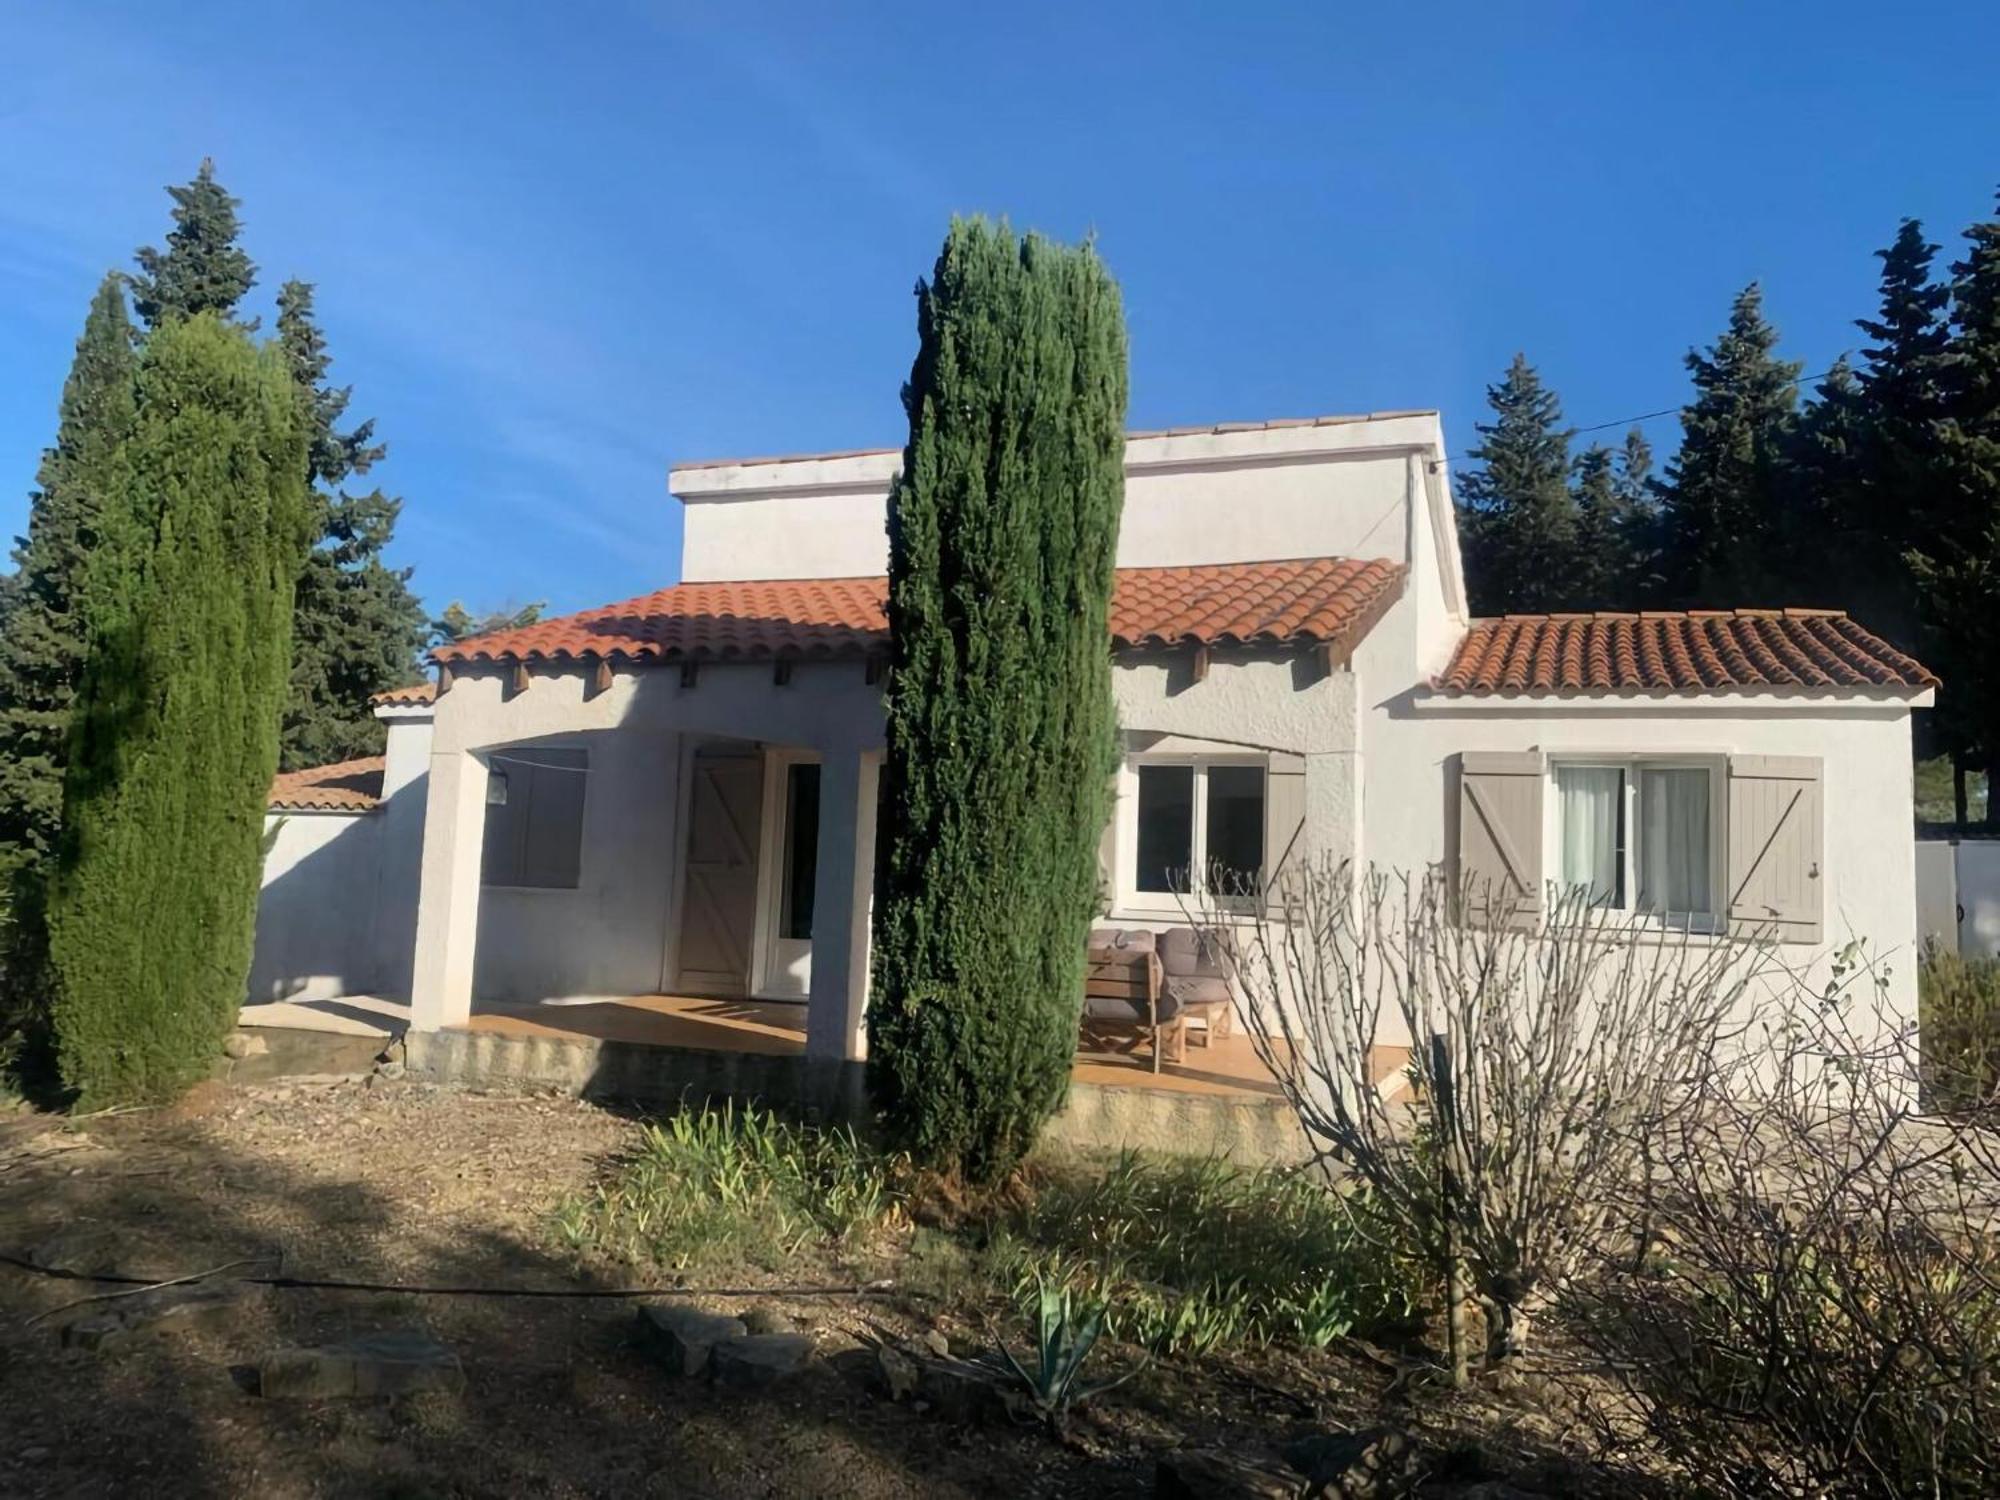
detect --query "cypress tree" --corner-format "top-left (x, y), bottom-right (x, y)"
top-left (48, 314), bottom-right (308, 1106)
top-left (868, 220), bottom-right (1127, 1180)
top-left (1455, 354), bottom-right (1577, 614)
top-left (276, 280), bottom-right (426, 769)
top-left (1658, 284), bottom-right (1802, 605)
top-left (0, 276), bottom-right (138, 1042)
top-left (129, 159), bottom-right (256, 329)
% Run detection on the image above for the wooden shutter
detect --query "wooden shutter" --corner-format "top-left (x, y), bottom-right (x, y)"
top-left (1727, 755), bottom-right (1823, 943)
top-left (1263, 752), bottom-right (1307, 910)
top-left (1457, 751), bottom-right (1544, 929)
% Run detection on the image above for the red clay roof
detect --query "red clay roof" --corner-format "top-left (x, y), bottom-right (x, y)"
top-left (429, 558), bottom-right (1406, 669)
top-left (269, 757), bottom-right (384, 812)
top-left (1437, 611), bottom-right (1937, 696)
top-left (370, 681), bottom-right (438, 706)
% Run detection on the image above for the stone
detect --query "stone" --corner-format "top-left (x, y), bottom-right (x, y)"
top-left (61, 1280), bottom-right (262, 1350)
top-left (1156, 1448), bottom-right (1299, 1499)
top-left (739, 1304), bottom-right (796, 1336)
top-left (256, 1331), bottom-right (464, 1400)
top-left (634, 1304), bottom-right (747, 1378)
top-left (874, 1342), bottom-right (1021, 1425)
top-left (920, 1327), bottom-right (951, 1360)
top-left (1284, 1427), bottom-right (1421, 1499)
top-left (222, 1031), bottom-right (268, 1060)
top-left (709, 1332), bottom-right (812, 1389)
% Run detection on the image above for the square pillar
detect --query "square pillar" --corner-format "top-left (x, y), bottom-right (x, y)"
top-left (805, 747), bottom-right (880, 1062)
top-left (409, 748), bottom-right (489, 1032)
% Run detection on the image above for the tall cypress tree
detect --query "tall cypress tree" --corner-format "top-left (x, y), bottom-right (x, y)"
top-left (868, 220), bottom-right (1127, 1179)
top-left (129, 159), bottom-right (257, 329)
top-left (1658, 284), bottom-right (1802, 605)
top-left (1455, 354), bottom-right (1577, 614)
top-left (0, 276), bottom-right (138, 1039)
top-left (276, 280), bottom-right (426, 769)
top-left (48, 314), bottom-right (307, 1105)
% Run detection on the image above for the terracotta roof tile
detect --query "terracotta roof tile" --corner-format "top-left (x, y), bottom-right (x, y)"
top-left (269, 757), bottom-right (384, 812)
top-left (370, 682), bottom-right (436, 706)
top-left (1437, 611), bottom-right (1937, 696)
top-left (430, 558), bottom-right (1407, 669)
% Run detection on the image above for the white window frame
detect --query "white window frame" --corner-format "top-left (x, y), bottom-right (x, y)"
top-left (1546, 755), bottom-right (1726, 933)
top-left (1114, 753), bottom-right (1268, 917)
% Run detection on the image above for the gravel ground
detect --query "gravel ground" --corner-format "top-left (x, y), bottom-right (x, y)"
top-left (0, 1075), bottom-right (1626, 1499)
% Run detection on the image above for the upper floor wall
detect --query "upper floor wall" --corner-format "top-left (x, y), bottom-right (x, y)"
top-left (671, 413), bottom-right (1464, 637)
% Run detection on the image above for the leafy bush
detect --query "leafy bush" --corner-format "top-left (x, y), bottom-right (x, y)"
top-left (552, 1102), bottom-right (908, 1272)
top-left (988, 1152), bottom-right (1419, 1356)
top-left (1920, 946), bottom-right (2000, 1112)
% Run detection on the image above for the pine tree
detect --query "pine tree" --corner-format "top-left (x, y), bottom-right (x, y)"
top-left (1658, 284), bottom-right (1803, 605)
top-left (48, 314), bottom-right (308, 1105)
top-left (0, 276), bottom-right (138, 1039)
top-left (429, 600), bottom-right (544, 647)
top-left (129, 159), bottom-right (256, 329)
top-left (1455, 355), bottom-right (1577, 614)
top-left (868, 219), bottom-right (1127, 1179)
top-left (1915, 195), bottom-right (2000, 809)
top-left (276, 281), bottom-right (426, 769)
top-left (1568, 445), bottom-right (1626, 609)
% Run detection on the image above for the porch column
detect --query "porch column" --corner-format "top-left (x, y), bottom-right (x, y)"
top-left (805, 746), bottom-right (881, 1062)
top-left (409, 748), bottom-right (489, 1032)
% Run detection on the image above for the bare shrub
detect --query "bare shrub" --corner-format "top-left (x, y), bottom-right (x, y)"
top-left (1201, 860), bottom-right (1765, 1366)
top-left (1570, 971), bottom-right (2000, 1498)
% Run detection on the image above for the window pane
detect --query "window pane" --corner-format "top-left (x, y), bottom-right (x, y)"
top-left (1638, 768), bottom-right (1711, 919)
top-left (1556, 765), bottom-right (1624, 906)
top-left (1205, 764), bottom-right (1266, 897)
top-left (781, 762), bottom-right (820, 941)
top-left (1135, 764), bottom-right (1195, 894)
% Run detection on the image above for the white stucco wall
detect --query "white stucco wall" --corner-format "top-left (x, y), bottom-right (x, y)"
top-left (671, 415), bottom-right (1446, 584)
top-left (250, 810), bottom-right (384, 1003)
top-left (1361, 693), bottom-right (1923, 1020)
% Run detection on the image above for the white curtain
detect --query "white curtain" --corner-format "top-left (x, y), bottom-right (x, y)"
top-left (1638, 768), bottom-right (1711, 920)
top-left (1556, 766), bottom-right (1622, 906)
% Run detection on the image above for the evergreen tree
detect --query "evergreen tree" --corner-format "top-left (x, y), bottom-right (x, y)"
top-left (1455, 354), bottom-right (1577, 614)
top-left (129, 159), bottom-right (256, 329)
top-left (48, 314), bottom-right (307, 1105)
top-left (1612, 427), bottom-right (1663, 600)
top-left (276, 281), bottom-right (426, 769)
top-left (0, 276), bottom-right (138, 1038)
top-left (1658, 284), bottom-right (1802, 605)
top-left (1915, 195), bottom-right (2000, 806)
top-left (868, 219), bottom-right (1127, 1179)
top-left (1568, 445), bottom-right (1626, 609)
top-left (429, 599), bottom-right (545, 647)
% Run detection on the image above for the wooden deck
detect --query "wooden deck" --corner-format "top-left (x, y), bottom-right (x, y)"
top-left (468, 993), bottom-right (1287, 1100)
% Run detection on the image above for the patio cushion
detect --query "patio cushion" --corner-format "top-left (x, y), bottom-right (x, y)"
top-left (1163, 974), bottom-right (1231, 1009)
top-left (1082, 991), bottom-right (1182, 1024)
top-left (1087, 927), bottom-right (1156, 957)
top-left (1159, 925), bottom-right (1230, 978)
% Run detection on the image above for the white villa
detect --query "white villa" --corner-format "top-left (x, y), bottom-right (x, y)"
top-left (251, 409), bottom-right (1936, 1113)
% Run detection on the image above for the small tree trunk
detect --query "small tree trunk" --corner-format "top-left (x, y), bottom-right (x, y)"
top-left (1446, 1250), bottom-right (1470, 1388)
top-left (1954, 751), bottom-right (1969, 835)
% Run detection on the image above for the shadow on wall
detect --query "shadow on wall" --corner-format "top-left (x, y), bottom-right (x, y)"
top-left (248, 766), bottom-right (427, 1006)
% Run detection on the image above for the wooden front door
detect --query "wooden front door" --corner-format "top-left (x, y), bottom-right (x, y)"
top-left (675, 751), bottom-right (764, 996)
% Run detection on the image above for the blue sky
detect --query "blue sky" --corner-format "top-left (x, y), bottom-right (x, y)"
top-left (2, 2), bottom-right (1996, 618)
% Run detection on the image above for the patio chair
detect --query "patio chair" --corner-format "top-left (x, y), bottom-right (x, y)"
top-left (1081, 928), bottom-right (1185, 1072)
top-left (1157, 925), bottom-right (1237, 1047)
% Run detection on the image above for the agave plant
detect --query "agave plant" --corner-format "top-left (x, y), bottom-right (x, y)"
top-left (998, 1280), bottom-right (1143, 1433)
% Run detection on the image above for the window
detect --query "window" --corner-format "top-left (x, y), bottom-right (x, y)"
top-left (482, 747), bottom-right (587, 889)
top-left (1124, 756), bottom-right (1267, 909)
top-left (779, 761), bottom-right (819, 941)
top-left (1553, 759), bottom-right (1716, 927)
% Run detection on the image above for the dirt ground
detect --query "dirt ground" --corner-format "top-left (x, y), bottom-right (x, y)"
top-left (0, 1075), bottom-right (1637, 1499)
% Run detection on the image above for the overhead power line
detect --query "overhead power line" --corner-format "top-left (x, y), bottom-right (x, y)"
top-left (1448, 365), bottom-right (1849, 465)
